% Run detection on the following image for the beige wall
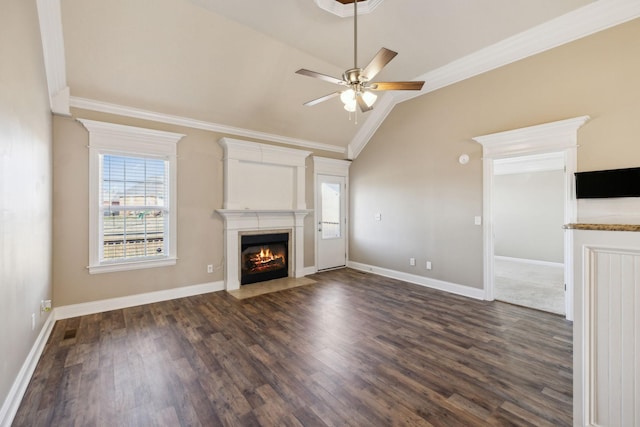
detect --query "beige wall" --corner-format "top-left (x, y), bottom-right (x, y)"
top-left (349, 18), bottom-right (640, 289)
top-left (52, 110), bottom-right (340, 306)
top-left (494, 171), bottom-right (564, 263)
top-left (0, 0), bottom-right (53, 414)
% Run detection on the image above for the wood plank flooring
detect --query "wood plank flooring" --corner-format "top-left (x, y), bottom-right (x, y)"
top-left (13, 268), bottom-right (573, 426)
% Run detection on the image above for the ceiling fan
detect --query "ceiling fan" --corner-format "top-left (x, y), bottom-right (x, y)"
top-left (296, 0), bottom-right (425, 114)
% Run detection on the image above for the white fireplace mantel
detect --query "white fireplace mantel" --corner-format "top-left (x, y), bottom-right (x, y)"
top-left (216, 209), bottom-right (310, 290)
top-left (216, 138), bottom-right (314, 290)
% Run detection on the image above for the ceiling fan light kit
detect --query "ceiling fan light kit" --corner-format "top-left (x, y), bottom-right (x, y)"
top-left (296, 0), bottom-right (424, 119)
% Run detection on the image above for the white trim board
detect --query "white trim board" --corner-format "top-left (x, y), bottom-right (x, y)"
top-left (493, 152), bottom-right (565, 175)
top-left (300, 266), bottom-right (318, 276)
top-left (54, 281), bottom-right (224, 320)
top-left (494, 255), bottom-right (564, 269)
top-left (35, 0), bottom-right (69, 115)
top-left (0, 313), bottom-right (55, 427)
top-left (347, 261), bottom-right (485, 300)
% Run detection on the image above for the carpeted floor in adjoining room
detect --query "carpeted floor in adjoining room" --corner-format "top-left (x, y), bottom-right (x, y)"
top-left (494, 258), bottom-right (565, 315)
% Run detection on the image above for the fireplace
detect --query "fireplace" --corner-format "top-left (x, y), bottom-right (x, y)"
top-left (240, 232), bottom-right (289, 285)
top-left (216, 138), bottom-right (311, 290)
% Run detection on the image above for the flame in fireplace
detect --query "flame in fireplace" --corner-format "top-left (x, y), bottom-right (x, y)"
top-left (242, 242), bottom-right (287, 280)
top-left (253, 246), bottom-right (284, 266)
top-left (259, 247), bottom-right (272, 261)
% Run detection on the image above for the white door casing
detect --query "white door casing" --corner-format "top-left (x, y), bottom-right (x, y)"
top-left (472, 115), bottom-right (589, 321)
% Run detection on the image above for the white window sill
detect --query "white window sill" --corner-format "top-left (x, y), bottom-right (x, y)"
top-left (88, 257), bottom-right (177, 274)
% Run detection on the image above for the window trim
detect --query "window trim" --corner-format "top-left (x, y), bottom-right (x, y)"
top-left (80, 119), bottom-right (184, 274)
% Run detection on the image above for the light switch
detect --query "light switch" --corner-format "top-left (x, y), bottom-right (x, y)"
top-left (474, 216), bottom-right (482, 225)
top-left (375, 213), bottom-right (382, 221)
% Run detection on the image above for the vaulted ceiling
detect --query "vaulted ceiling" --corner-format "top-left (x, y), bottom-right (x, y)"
top-left (40, 0), bottom-right (640, 157)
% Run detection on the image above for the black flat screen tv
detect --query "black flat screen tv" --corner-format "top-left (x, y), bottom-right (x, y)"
top-left (575, 167), bottom-right (640, 199)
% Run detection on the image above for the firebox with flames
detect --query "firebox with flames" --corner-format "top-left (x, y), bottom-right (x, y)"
top-left (243, 245), bottom-right (286, 274)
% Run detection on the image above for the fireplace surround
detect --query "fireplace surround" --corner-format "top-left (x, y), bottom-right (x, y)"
top-left (216, 138), bottom-right (312, 290)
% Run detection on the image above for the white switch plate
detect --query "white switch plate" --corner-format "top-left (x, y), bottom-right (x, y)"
top-left (474, 216), bottom-right (482, 225)
top-left (375, 213), bottom-right (382, 221)
top-left (409, 257), bottom-right (416, 266)
top-left (207, 264), bottom-right (213, 273)
top-left (426, 261), bottom-right (432, 270)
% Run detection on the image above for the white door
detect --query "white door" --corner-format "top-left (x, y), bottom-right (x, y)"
top-left (316, 174), bottom-right (346, 270)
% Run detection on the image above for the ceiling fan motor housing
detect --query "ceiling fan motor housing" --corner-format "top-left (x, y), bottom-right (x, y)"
top-left (344, 68), bottom-right (366, 84)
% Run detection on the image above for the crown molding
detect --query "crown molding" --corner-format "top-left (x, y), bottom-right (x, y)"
top-left (394, 0), bottom-right (640, 106)
top-left (37, 0), bottom-right (639, 158)
top-left (69, 97), bottom-right (346, 154)
top-left (314, 0), bottom-right (384, 18)
top-left (349, 0), bottom-right (640, 158)
top-left (36, 0), bottom-right (69, 115)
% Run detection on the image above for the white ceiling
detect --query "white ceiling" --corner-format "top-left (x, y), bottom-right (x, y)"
top-left (54, 0), bottom-right (627, 156)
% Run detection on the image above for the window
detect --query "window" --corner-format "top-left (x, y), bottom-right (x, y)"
top-left (80, 119), bottom-right (184, 274)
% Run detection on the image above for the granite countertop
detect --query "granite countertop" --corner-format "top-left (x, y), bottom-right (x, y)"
top-left (563, 223), bottom-right (640, 232)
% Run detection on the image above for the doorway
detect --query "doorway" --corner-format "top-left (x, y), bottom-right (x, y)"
top-left (313, 157), bottom-right (351, 272)
top-left (492, 153), bottom-right (566, 314)
top-left (473, 115), bottom-right (590, 321)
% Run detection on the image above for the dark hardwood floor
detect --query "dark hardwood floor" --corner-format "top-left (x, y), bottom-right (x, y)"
top-left (13, 268), bottom-right (573, 426)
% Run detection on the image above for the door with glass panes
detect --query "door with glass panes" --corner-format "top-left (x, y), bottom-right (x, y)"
top-left (316, 174), bottom-right (346, 270)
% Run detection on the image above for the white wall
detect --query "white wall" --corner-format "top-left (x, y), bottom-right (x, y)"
top-left (0, 0), bottom-right (53, 421)
top-left (493, 170), bottom-right (564, 263)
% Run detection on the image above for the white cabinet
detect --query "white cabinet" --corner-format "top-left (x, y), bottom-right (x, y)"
top-left (572, 228), bottom-right (640, 427)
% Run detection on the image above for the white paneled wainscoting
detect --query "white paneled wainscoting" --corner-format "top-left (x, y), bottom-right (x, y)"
top-left (571, 228), bottom-right (640, 427)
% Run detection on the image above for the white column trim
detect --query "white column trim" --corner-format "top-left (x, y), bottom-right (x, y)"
top-left (36, 0), bottom-right (70, 115)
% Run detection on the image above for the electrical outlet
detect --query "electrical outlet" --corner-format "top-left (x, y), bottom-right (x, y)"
top-left (409, 258), bottom-right (416, 266)
top-left (207, 264), bottom-right (213, 273)
top-left (426, 261), bottom-right (432, 270)
top-left (40, 300), bottom-right (52, 313)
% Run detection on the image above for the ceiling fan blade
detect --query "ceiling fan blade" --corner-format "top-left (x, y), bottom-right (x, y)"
top-left (361, 48), bottom-right (398, 81)
top-left (296, 69), bottom-right (345, 86)
top-left (370, 81), bottom-right (425, 91)
top-left (303, 91), bottom-right (341, 107)
top-left (357, 94), bottom-right (373, 113)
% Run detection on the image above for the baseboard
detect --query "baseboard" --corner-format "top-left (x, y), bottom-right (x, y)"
top-left (55, 280), bottom-right (225, 320)
top-left (347, 261), bottom-right (485, 300)
top-left (0, 312), bottom-right (55, 427)
top-left (494, 255), bottom-right (563, 268)
top-left (0, 280), bottom-right (224, 426)
top-left (300, 266), bottom-right (317, 276)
